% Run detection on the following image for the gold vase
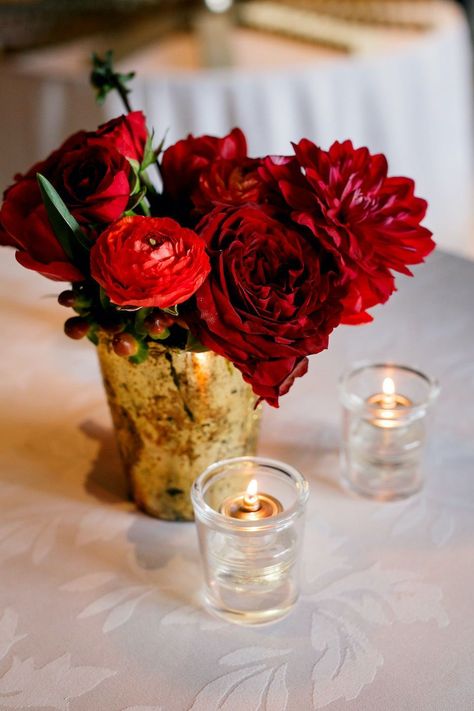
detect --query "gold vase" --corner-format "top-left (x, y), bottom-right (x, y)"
top-left (97, 336), bottom-right (261, 520)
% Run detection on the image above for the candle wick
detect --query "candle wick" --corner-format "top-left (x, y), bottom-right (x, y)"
top-left (242, 493), bottom-right (260, 512)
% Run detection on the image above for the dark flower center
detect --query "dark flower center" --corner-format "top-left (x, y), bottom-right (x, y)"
top-left (65, 160), bottom-right (107, 200)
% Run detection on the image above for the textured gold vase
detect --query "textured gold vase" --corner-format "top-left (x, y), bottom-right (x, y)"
top-left (97, 337), bottom-right (261, 520)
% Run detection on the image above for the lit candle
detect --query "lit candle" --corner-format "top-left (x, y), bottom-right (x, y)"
top-left (339, 363), bottom-right (439, 501)
top-left (220, 478), bottom-right (283, 520)
top-left (367, 376), bottom-right (412, 428)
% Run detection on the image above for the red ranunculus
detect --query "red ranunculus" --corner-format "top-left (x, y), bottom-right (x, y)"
top-left (187, 205), bottom-right (345, 406)
top-left (262, 140), bottom-right (435, 323)
top-left (0, 113), bottom-right (148, 281)
top-left (161, 128), bottom-right (248, 219)
top-left (92, 111), bottom-right (148, 163)
top-left (90, 215), bottom-right (210, 308)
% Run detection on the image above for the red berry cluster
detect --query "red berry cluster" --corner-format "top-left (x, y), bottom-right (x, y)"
top-left (59, 287), bottom-right (181, 361)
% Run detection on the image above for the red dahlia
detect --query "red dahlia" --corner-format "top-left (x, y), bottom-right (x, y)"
top-left (262, 139), bottom-right (435, 323)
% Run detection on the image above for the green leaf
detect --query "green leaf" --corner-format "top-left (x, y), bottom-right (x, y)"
top-left (90, 51), bottom-right (134, 112)
top-left (154, 128), bottom-right (169, 159)
top-left (127, 155), bottom-right (140, 186)
top-left (185, 332), bottom-right (209, 353)
top-left (99, 287), bottom-right (111, 310)
top-left (139, 170), bottom-right (157, 196)
top-left (72, 293), bottom-right (93, 313)
top-left (129, 339), bottom-right (149, 365)
top-left (37, 174), bottom-right (90, 268)
top-left (141, 132), bottom-right (157, 171)
top-left (86, 324), bottom-right (99, 346)
top-left (134, 307), bottom-right (151, 337)
top-left (127, 188), bottom-right (147, 213)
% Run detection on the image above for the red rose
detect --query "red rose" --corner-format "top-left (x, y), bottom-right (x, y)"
top-left (93, 111), bottom-right (148, 163)
top-left (0, 114), bottom-right (147, 281)
top-left (187, 206), bottom-right (345, 406)
top-left (47, 140), bottom-right (131, 225)
top-left (161, 128), bottom-right (248, 218)
top-left (0, 175), bottom-right (84, 282)
top-left (262, 140), bottom-right (435, 323)
top-left (90, 215), bottom-right (210, 308)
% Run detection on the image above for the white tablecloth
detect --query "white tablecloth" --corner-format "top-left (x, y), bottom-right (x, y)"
top-left (0, 1), bottom-right (472, 256)
top-left (0, 249), bottom-right (473, 710)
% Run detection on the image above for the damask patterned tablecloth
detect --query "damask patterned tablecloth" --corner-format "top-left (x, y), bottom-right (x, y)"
top-left (0, 249), bottom-right (473, 711)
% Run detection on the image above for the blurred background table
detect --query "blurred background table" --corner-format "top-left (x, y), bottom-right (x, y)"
top-left (0, 245), bottom-right (473, 709)
top-left (0, 0), bottom-right (472, 255)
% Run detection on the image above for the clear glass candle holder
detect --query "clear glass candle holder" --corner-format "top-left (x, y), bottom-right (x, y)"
top-left (191, 456), bottom-right (309, 626)
top-left (339, 363), bottom-right (440, 501)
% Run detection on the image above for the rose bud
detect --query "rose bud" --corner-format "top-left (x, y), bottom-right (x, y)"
top-left (58, 290), bottom-right (76, 307)
top-left (64, 316), bottom-right (90, 340)
top-left (112, 333), bottom-right (139, 357)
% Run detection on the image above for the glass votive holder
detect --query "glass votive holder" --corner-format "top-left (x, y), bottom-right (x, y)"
top-left (339, 363), bottom-right (440, 501)
top-left (191, 456), bottom-right (309, 626)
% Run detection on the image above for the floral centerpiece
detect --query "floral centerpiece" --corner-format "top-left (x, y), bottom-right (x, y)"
top-left (0, 54), bottom-right (434, 520)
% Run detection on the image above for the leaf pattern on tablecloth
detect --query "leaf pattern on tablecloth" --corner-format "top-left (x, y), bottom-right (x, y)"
top-left (430, 510), bottom-right (455, 547)
top-left (0, 491), bottom-right (132, 568)
top-left (160, 604), bottom-right (226, 631)
top-left (190, 647), bottom-right (290, 711)
top-left (60, 571), bottom-right (117, 592)
top-left (62, 554), bottom-right (202, 634)
top-left (55, 505), bottom-right (450, 711)
top-left (102, 591), bottom-right (152, 633)
top-left (75, 508), bottom-right (132, 547)
top-left (302, 519), bottom-right (350, 588)
top-left (76, 585), bottom-right (152, 634)
top-left (220, 648), bottom-right (290, 666)
top-left (311, 563), bottom-right (449, 627)
top-left (0, 609), bottom-right (27, 662)
top-left (0, 516), bottom-right (54, 567)
top-left (372, 497), bottom-right (456, 548)
top-left (32, 515), bottom-right (63, 564)
top-left (264, 663), bottom-right (289, 711)
top-left (311, 611), bottom-right (383, 708)
top-left (307, 560), bottom-right (448, 708)
top-left (0, 653), bottom-right (115, 710)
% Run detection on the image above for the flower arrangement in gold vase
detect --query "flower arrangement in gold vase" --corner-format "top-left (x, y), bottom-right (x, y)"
top-left (0, 53), bottom-right (434, 520)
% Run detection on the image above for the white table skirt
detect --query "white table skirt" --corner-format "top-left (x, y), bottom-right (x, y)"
top-left (0, 249), bottom-right (473, 710)
top-left (0, 2), bottom-right (472, 256)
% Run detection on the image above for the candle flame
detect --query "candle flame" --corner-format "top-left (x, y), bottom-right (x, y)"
top-left (382, 377), bottom-right (395, 397)
top-left (246, 479), bottom-right (258, 499)
top-left (241, 478), bottom-right (260, 512)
